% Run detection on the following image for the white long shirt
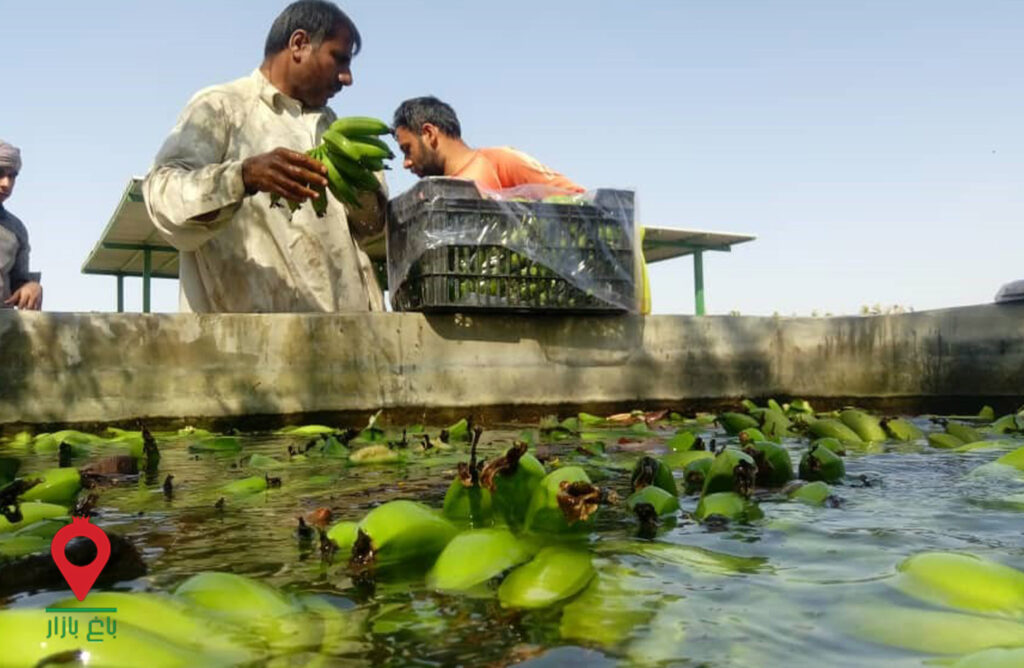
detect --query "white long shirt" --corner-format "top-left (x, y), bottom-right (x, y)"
top-left (143, 69), bottom-right (385, 313)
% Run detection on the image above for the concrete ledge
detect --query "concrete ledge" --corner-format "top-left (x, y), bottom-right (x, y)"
top-left (1, 304), bottom-right (1023, 429)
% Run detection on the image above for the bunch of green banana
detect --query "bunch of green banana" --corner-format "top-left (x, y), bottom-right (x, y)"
top-left (694, 491), bottom-right (763, 523)
top-left (272, 115), bottom-right (392, 216)
top-left (946, 421), bottom-right (985, 444)
top-left (682, 456), bottom-right (714, 495)
top-left (480, 442), bottom-right (546, 529)
top-left (442, 426), bottom-right (493, 526)
top-left (349, 500), bottom-right (457, 571)
top-left (786, 480), bottom-right (835, 507)
top-left (630, 456), bottom-right (678, 496)
top-left (498, 546), bottom-right (595, 609)
top-left (427, 528), bottom-right (535, 593)
top-left (702, 448), bottom-right (757, 497)
top-left (742, 441), bottom-right (794, 487)
top-left (12, 467), bottom-right (81, 504)
top-left (807, 418), bottom-right (864, 445)
top-left (718, 412), bottom-right (759, 435)
top-left (881, 417), bottom-right (924, 441)
top-left (524, 466), bottom-right (608, 534)
top-left (839, 409), bottom-right (887, 443)
top-left (626, 485), bottom-right (680, 517)
top-left (893, 551), bottom-right (1024, 617)
top-left (798, 442), bottom-right (845, 482)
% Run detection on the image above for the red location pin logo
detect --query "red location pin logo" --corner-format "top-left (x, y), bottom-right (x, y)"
top-left (50, 517), bottom-right (111, 601)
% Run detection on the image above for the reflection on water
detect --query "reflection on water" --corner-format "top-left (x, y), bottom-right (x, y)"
top-left (2, 417), bottom-right (1024, 667)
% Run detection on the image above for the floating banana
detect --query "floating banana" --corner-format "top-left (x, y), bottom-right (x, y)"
top-left (798, 443), bottom-right (845, 483)
top-left (839, 409), bottom-right (887, 443)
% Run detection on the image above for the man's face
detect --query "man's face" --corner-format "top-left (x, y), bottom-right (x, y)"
top-left (395, 126), bottom-right (445, 178)
top-left (293, 26), bottom-right (354, 108)
top-left (0, 168), bottom-right (16, 204)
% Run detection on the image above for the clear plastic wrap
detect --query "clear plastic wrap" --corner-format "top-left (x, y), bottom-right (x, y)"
top-left (386, 177), bottom-right (638, 313)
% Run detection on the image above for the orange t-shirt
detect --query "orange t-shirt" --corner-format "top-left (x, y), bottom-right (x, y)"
top-left (451, 147), bottom-right (584, 193)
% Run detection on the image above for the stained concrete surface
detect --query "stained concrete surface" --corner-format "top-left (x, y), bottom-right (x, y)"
top-left (1, 304), bottom-right (1022, 429)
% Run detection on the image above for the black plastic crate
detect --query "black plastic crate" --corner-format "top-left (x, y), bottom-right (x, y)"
top-left (387, 178), bottom-right (637, 313)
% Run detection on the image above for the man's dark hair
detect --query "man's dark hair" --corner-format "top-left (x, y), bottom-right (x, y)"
top-left (393, 97), bottom-right (462, 138)
top-left (264, 1), bottom-right (362, 58)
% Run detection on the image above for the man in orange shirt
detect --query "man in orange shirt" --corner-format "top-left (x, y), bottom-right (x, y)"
top-left (392, 96), bottom-right (584, 193)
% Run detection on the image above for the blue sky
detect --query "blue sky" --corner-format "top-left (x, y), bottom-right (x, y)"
top-left (4, 0), bottom-right (1022, 315)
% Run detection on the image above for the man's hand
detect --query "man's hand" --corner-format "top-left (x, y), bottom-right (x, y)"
top-left (242, 148), bottom-right (328, 202)
top-left (4, 281), bottom-right (42, 310)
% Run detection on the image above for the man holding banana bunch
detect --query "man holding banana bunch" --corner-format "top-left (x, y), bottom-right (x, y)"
top-left (144, 1), bottom-right (388, 313)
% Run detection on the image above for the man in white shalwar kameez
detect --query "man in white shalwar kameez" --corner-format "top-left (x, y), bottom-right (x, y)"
top-left (144, 0), bottom-right (385, 313)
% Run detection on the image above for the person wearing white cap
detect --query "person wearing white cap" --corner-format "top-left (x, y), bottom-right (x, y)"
top-left (0, 140), bottom-right (42, 310)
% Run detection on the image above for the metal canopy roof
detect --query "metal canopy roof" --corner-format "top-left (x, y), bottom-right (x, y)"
top-left (642, 227), bottom-right (756, 262)
top-left (81, 178), bottom-right (179, 280)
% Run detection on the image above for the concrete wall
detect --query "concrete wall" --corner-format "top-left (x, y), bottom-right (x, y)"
top-left (1, 304), bottom-right (1023, 429)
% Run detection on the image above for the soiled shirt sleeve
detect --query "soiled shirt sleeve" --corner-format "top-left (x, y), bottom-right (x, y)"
top-left (143, 90), bottom-right (247, 252)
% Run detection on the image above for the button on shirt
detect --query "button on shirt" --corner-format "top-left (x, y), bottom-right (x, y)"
top-left (143, 69), bottom-right (386, 313)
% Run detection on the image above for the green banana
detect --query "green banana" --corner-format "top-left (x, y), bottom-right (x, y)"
top-left (718, 412), bottom-right (759, 435)
top-left (839, 409), bottom-right (887, 442)
top-left (0, 501), bottom-right (67, 533)
top-left (349, 444), bottom-right (400, 464)
top-left (498, 546), bottom-right (595, 609)
top-left (349, 134), bottom-right (395, 159)
top-left (836, 604), bottom-right (1024, 656)
top-left (682, 456), bottom-right (714, 495)
top-left (442, 475), bottom-right (494, 526)
top-left (631, 456), bottom-right (678, 496)
top-left (798, 443), bottom-right (845, 482)
top-left (737, 427), bottom-right (766, 445)
top-left (350, 500), bottom-right (457, 570)
top-left (328, 152), bottom-right (381, 191)
top-left (754, 407), bottom-right (792, 442)
top-left (694, 491), bottom-right (763, 523)
top-left (326, 520), bottom-right (359, 553)
top-left (626, 485), bottom-right (680, 517)
top-left (664, 430), bottom-right (697, 452)
top-left (322, 129), bottom-right (389, 163)
top-left (221, 475), bottom-right (268, 496)
top-left (480, 442), bottom-right (546, 528)
top-left (524, 466), bottom-right (603, 533)
top-left (813, 437), bottom-right (847, 455)
top-left (427, 528), bottom-right (534, 593)
top-left (175, 571), bottom-right (320, 654)
top-left (807, 418), bottom-right (864, 445)
top-left (54, 592), bottom-right (257, 661)
top-left (894, 552), bottom-right (1024, 617)
top-left (991, 414), bottom-right (1024, 434)
top-left (787, 480), bottom-right (834, 506)
top-left (787, 399), bottom-right (815, 415)
top-left (881, 417), bottom-right (923, 441)
top-left (0, 608), bottom-right (223, 668)
top-left (743, 441), bottom-right (794, 487)
top-left (16, 467), bottom-right (81, 504)
top-left (321, 151), bottom-right (362, 207)
top-left (702, 448), bottom-right (757, 497)
top-left (946, 422), bottom-right (985, 444)
top-left (330, 116), bottom-right (391, 136)
top-left (928, 433), bottom-right (965, 449)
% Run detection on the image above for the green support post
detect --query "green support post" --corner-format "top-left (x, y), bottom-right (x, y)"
top-left (116, 275), bottom-right (124, 313)
top-left (143, 249), bottom-right (151, 314)
top-left (693, 250), bottom-right (705, 316)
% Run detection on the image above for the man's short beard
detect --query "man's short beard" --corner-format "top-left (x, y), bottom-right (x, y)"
top-left (417, 139), bottom-right (445, 177)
